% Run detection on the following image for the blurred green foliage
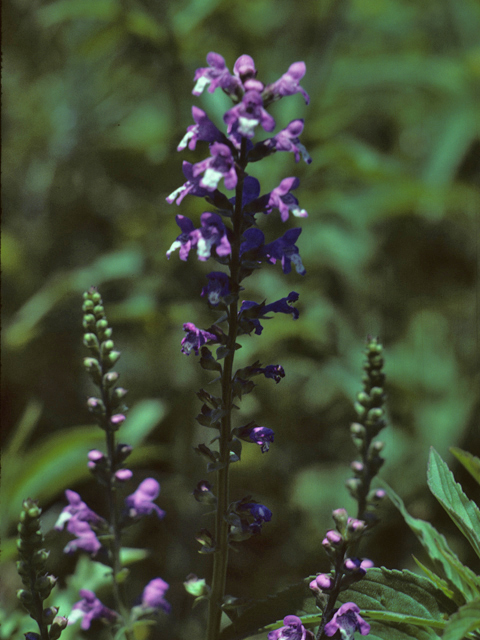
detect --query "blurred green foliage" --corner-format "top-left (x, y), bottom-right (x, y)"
top-left (2, 0), bottom-right (479, 637)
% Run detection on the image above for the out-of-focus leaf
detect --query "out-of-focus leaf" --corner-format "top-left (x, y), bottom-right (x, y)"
top-left (441, 598), bottom-right (480, 640)
top-left (450, 447), bottom-right (480, 486)
top-left (120, 399), bottom-right (167, 445)
top-left (37, 0), bottom-right (117, 27)
top-left (427, 448), bottom-right (480, 560)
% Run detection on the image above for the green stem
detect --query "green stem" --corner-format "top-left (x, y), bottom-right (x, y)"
top-left (206, 140), bottom-right (247, 640)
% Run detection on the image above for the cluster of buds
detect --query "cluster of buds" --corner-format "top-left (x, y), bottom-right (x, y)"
top-left (16, 499), bottom-right (68, 640)
top-left (346, 336), bottom-right (388, 524)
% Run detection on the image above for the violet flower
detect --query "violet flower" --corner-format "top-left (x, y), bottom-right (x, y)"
top-left (251, 364), bottom-right (285, 383)
top-left (141, 578), bottom-right (171, 614)
top-left (192, 52), bottom-right (241, 97)
top-left (166, 161), bottom-right (212, 205)
top-left (177, 106), bottom-right (225, 151)
top-left (237, 425), bottom-right (275, 453)
top-left (264, 61), bottom-right (310, 104)
top-left (124, 478), bottom-right (165, 519)
top-left (224, 90), bottom-right (275, 141)
top-left (239, 292), bottom-right (300, 335)
top-left (192, 142), bottom-right (237, 191)
top-left (262, 119), bottom-right (312, 164)
top-left (166, 215), bottom-right (199, 260)
top-left (266, 177), bottom-right (308, 222)
top-left (181, 322), bottom-right (219, 355)
top-left (323, 602), bottom-right (370, 639)
top-left (54, 490), bottom-right (104, 529)
top-left (63, 519), bottom-right (102, 556)
top-left (201, 271), bottom-right (230, 306)
top-left (69, 589), bottom-right (118, 630)
top-left (197, 212), bottom-right (232, 260)
top-left (263, 228), bottom-right (306, 275)
top-left (268, 615), bottom-right (315, 640)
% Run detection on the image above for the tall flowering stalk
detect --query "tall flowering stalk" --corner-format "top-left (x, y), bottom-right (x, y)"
top-left (167, 52), bottom-right (311, 640)
top-left (54, 288), bottom-right (170, 637)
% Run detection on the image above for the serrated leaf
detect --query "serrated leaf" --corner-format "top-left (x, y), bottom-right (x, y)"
top-left (413, 556), bottom-right (455, 600)
top-left (427, 448), bottom-right (480, 560)
top-left (450, 448), bottom-right (480, 486)
top-left (441, 597), bottom-right (480, 640)
top-left (382, 480), bottom-right (480, 602)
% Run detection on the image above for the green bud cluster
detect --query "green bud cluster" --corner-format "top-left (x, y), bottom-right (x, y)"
top-left (347, 336), bottom-right (388, 524)
top-left (16, 499), bottom-right (67, 639)
top-left (82, 287), bottom-right (128, 432)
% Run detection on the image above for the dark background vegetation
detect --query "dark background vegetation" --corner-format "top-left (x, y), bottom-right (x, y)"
top-left (2, 0), bottom-right (479, 638)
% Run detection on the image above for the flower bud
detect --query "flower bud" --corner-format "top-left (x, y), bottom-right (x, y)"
top-left (183, 574), bottom-right (210, 598)
top-left (42, 606), bottom-right (59, 624)
top-left (83, 333), bottom-right (100, 351)
top-left (93, 304), bottom-right (105, 317)
top-left (110, 414), bottom-right (126, 430)
top-left (103, 371), bottom-right (119, 388)
top-left (116, 443), bottom-right (133, 462)
top-left (115, 469), bottom-right (133, 482)
top-left (332, 508), bottom-right (348, 531)
top-left (83, 357), bottom-right (102, 384)
top-left (104, 350), bottom-right (121, 367)
top-left (309, 573), bottom-right (334, 593)
top-left (193, 481), bottom-right (217, 505)
top-left (50, 616), bottom-right (68, 640)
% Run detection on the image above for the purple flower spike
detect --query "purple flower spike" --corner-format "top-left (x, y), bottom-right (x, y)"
top-left (192, 142), bottom-right (237, 191)
top-left (192, 52), bottom-right (240, 97)
top-left (197, 212), bottom-right (231, 260)
top-left (224, 90), bottom-right (275, 141)
top-left (178, 106), bottom-right (225, 151)
top-left (324, 602), bottom-right (370, 639)
top-left (266, 177), bottom-right (308, 222)
top-left (64, 519), bottom-right (102, 556)
top-left (166, 161), bottom-right (211, 205)
top-left (201, 271), bottom-right (230, 306)
top-left (166, 214), bottom-right (199, 260)
top-left (264, 228), bottom-right (306, 275)
top-left (125, 478), bottom-right (165, 519)
top-left (265, 119), bottom-right (312, 164)
top-left (268, 615), bottom-right (315, 640)
top-left (69, 590), bottom-right (118, 630)
top-left (181, 322), bottom-right (218, 355)
top-left (141, 578), bottom-right (171, 614)
top-left (266, 61), bottom-right (310, 104)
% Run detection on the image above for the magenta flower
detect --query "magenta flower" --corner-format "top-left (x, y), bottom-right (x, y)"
top-left (266, 177), bottom-right (308, 222)
top-left (192, 52), bottom-right (241, 97)
top-left (125, 478), bottom-right (165, 519)
top-left (166, 160), bottom-right (212, 205)
top-left (69, 590), bottom-right (117, 630)
top-left (181, 322), bottom-right (219, 355)
top-left (233, 54), bottom-right (258, 83)
top-left (177, 106), bottom-right (224, 151)
top-left (309, 573), bottom-right (334, 593)
top-left (64, 519), bottom-right (102, 556)
top-left (192, 142), bottom-right (237, 191)
top-left (265, 61), bottom-right (310, 104)
top-left (268, 615), bottom-right (314, 640)
top-left (141, 578), bottom-right (171, 614)
top-left (324, 602), bottom-right (370, 639)
top-left (166, 215), bottom-right (200, 260)
top-left (224, 90), bottom-right (275, 141)
top-left (54, 490), bottom-right (104, 530)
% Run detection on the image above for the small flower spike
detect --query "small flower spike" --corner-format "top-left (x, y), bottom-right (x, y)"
top-left (323, 602), bottom-right (370, 639)
top-left (268, 615), bottom-right (315, 640)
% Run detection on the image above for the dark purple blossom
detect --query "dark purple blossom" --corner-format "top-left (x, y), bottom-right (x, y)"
top-left (266, 177), bottom-right (308, 222)
top-left (239, 292), bottom-right (300, 335)
top-left (240, 228), bottom-right (265, 256)
top-left (64, 519), bottom-right (102, 556)
top-left (263, 228), bottom-right (306, 275)
top-left (264, 61), bottom-right (310, 104)
top-left (268, 615), bottom-right (314, 640)
top-left (197, 212), bottom-right (231, 260)
top-left (201, 271), bottom-right (230, 306)
top-left (240, 425), bottom-right (275, 453)
top-left (177, 106), bottom-right (224, 151)
top-left (166, 161), bottom-right (211, 205)
top-left (192, 52), bottom-right (241, 97)
top-left (231, 175), bottom-right (261, 208)
top-left (69, 590), bottom-right (117, 630)
top-left (224, 90), bottom-right (275, 141)
top-left (181, 322), bottom-right (219, 355)
top-left (263, 119), bottom-right (312, 164)
top-left (166, 214), bottom-right (199, 260)
top-left (141, 578), bottom-right (171, 614)
top-left (192, 142), bottom-right (237, 191)
top-left (125, 478), bottom-right (165, 519)
top-left (324, 602), bottom-right (370, 639)
top-left (253, 364), bottom-right (286, 383)
top-left (263, 291), bottom-right (300, 318)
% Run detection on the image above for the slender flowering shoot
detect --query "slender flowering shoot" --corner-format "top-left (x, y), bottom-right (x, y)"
top-left (167, 52), bottom-right (311, 640)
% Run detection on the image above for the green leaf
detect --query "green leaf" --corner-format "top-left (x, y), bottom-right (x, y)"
top-left (441, 597), bottom-right (480, 640)
top-left (382, 480), bottom-right (480, 603)
top-left (427, 448), bottom-right (480, 560)
top-left (450, 447), bottom-right (480, 486)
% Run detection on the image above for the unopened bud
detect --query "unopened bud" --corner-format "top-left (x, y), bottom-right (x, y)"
top-left (50, 616), bottom-right (68, 640)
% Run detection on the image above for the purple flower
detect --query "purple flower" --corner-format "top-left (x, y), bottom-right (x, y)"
top-left (266, 177), bottom-right (308, 222)
top-left (166, 161), bottom-right (211, 205)
top-left (240, 228), bottom-right (265, 256)
top-left (263, 291), bottom-right (300, 318)
top-left (192, 52), bottom-right (241, 97)
top-left (233, 54), bottom-right (258, 83)
top-left (264, 61), bottom-right (310, 105)
top-left (192, 142), bottom-right (237, 191)
top-left (244, 502), bottom-right (272, 533)
top-left (181, 322), bottom-right (219, 355)
top-left (224, 90), bottom-right (275, 141)
top-left (239, 292), bottom-right (300, 335)
top-left (197, 212), bottom-right (231, 260)
top-left (201, 271), bottom-right (230, 306)
top-left (309, 573), bottom-right (334, 593)
top-left (69, 590), bottom-right (117, 630)
top-left (268, 615), bottom-right (315, 640)
top-left (237, 425), bottom-right (275, 453)
top-left (263, 228), bottom-right (306, 275)
top-left (263, 119), bottom-right (312, 164)
top-left (324, 603), bottom-right (370, 639)
top-left (54, 490), bottom-right (104, 530)
top-left (251, 364), bottom-right (285, 383)
top-left (166, 215), bottom-right (199, 260)
top-left (141, 578), bottom-right (171, 614)
top-left (64, 519), bottom-right (102, 556)
top-left (125, 478), bottom-right (165, 519)
top-left (177, 106), bottom-right (225, 151)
